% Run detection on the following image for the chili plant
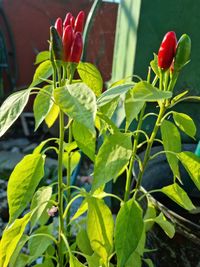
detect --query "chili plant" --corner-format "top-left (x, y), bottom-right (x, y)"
top-left (0, 10), bottom-right (200, 267)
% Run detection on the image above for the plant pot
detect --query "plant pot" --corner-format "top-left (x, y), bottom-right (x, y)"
top-left (135, 144), bottom-right (200, 267)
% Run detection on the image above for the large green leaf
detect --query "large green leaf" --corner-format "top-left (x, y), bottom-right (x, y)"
top-left (161, 120), bottom-right (181, 179)
top-left (161, 183), bottom-right (195, 211)
top-left (114, 199), bottom-right (144, 267)
top-left (125, 88), bottom-right (144, 130)
top-left (173, 112), bottom-right (196, 138)
top-left (154, 212), bottom-right (175, 238)
top-left (35, 51), bottom-right (50, 65)
top-left (54, 83), bottom-right (96, 133)
top-left (86, 253), bottom-right (101, 267)
top-left (0, 213), bottom-right (31, 267)
top-left (125, 251), bottom-right (141, 267)
top-left (9, 235), bottom-right (29, 267)
top-left (0, 89), bottom-right (31, 137)
top-left (97, 83), bottom-right (134, 107)
top-left (76, 229), bottom-right (93, 256)
top-left (8, 153), bottom-right (45, 223)
top-left (33, 85), bottom-right (54, 130)
top-left (30, 60), bottom-right (53, 87)
top-left (72, 121), bottom-right (96, 161)
top-left (92, 132), bottom-right (132, 192)
top-left (99, 96), bottom-right (120, 119)
top-left (178, 151), bottom-right (200, 190)
top-left (28, 224), bottom-right (53, 262)
top-left (87, 197), bottom-right (114, 265)
top-left (30, 186), bottom-right (52, 229)
top-left (70, 254), bottom-right (85, 267)
top-left (77, 62), bottom-right (103, 97)
top-left (130, 81), bottom-right (172, 101)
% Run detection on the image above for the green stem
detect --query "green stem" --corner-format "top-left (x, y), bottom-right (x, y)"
top-left (58, 110), bottom-right (65, 267)
top-left (124, 103), bottom-right (146, 202)
top-left (135, 104), bottom-right (166, 190)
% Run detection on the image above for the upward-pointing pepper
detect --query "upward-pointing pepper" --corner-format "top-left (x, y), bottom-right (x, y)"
top-left (158, 31), bottom-right (177, 70)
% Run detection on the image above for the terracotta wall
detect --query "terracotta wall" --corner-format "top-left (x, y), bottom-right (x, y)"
top-left (1, 0), bottom-right (118, 95)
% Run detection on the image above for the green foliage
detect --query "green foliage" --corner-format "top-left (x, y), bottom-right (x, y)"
top-left (33, 85), bottom-right (54, 130)
top-left (92, 132), bottom-right (132, 192)
top-left (54, 83), bottom-right (97, 133)
top-left (76, 229), bottom-right (93, 256)
top-left (114, 199), bottom-right (144, 267)
top-left (154, 212), bottom-right (175, 238)
top-left (0, 89), bottom-right (31, 137)
top-left (178, 151), bottom-right (200, 190)
top-left (0, 213), bottom-right (31, 267)
top-left (72, 121), bottom-right (96, 161)
top-left (30, 186), bottom-right (53, 228)
top-left (173, 112), bottom-right (196, 138)
top-left (30, 60), bottom-right (53, 87)
top-left (35, 51), bottom-right (50, 65)
top-left (161, 183), bottom-right (195, 211)
top-left (77, 62), bottom-right (103, 96)
top-left (87, 197), bottom-right (114, 265)
top-left (8, 153), bottom-right (45, 223)
top-left (161, 120), bottom-right (181, 179)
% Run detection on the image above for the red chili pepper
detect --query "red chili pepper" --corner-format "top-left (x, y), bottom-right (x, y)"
top-left (63, 12), bottom-right (73, 28)
top-left (54, 17), bottom-right (63, 38)
top-left (68, 32), bottom-right (83, 63)
top-left (158, 31), bottom-right (177, 70)
top-left (62, 25), bottom-right (74, 61)
top-left (74, 11), bottom-right (85, 34)
top-left (70, 16), bottom-right (75, 28)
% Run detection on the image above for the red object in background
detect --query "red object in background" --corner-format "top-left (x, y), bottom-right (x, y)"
top-left (0, 0), bottom-right (118, 103)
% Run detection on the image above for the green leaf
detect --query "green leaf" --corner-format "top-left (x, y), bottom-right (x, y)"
top-left (92, 132), bottom-right (132, 192)
top-left (33, 85), bottom-right (54, 130)
top-left (77, 62), bottom-right (103, 97)
top-left (173, 112), bottom-right (196, 138)
top-left (8, 153), bottom-right (45, 223)
top-left (86, 253), bottom-right (101, 267)
top-left (45, 103), bottom-right (60, 128)
top-left (0, 213), bottom-right (30, 267)
top-left (114, 199), bottom-right (144, 267)
top-left (0, 89), bottom-right (31, 137)
top-left (72, 121), bottom-right (96, 161)
top-left (54, 83), bottom-right (96, 133)
top-left (131, 81), bottom-right (172, 101)
top-left (87, 197), bottom-right (114, 265)
top-left (161, 120), bottom-right (181, 179)
top-left (125, 88), bottom-right (144, 130)
top-left (161, 183), bottom-right (195, 211)
top-left (70, 200), bottom-right (88, 222)
top-left (99, 96), bottom-right (120, 119)
top-left (150, 53), bottom-right (159, 77)
top-left (9, 235), bottom-right (29, 267)
top-left (171, 90), bottom-right (188, 104)
top-left (70, 254), bottom-right (85, 267)
top-left (33, 138), bottom-right (57, 154)
top-left (125, 251), bottom-right (141, 267)
top-left (144, 201), bottom-right (157, 232)
top-left (28, 224), bottom-right (53, 261)
top-left (76, 229), bottom-right (93, 256)
top-left (30, 60), bottom-right (53, 87)
top-left (154, 212), bottom-right (175, 238)
top-left (11, 254), bottom-right (29, 267)
top-left (97, 83), bottom-right (134, 107)
top-left (35, 51), bottom-right (50, 65)
top-left (30, 186), bottom-right (52, 229)
top-left (63, 151), bottom-right (81, 174)
top-left (178, 151), bottom-right (200, 190)
top-left (143, 258), bottom-right (154, 267)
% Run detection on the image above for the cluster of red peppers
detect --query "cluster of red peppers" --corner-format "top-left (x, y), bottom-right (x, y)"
top-left (50, 11), bottom-right (85, 63)
top-left (158, 31), bottom-right (191, 73)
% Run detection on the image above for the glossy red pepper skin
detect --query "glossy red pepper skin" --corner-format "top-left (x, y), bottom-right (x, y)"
top-left (62, 25), bottom-right (74, 61)
top-left (68, 32), bottom-right (83, 63)
top-left (54, 17), bottom-right (63, 38)
top-left (74, 11), bottom-right (85, 34)
top-left (63, 12), bottom-right (73, 28)
top-left (158, 31), bottom-right (177, 70)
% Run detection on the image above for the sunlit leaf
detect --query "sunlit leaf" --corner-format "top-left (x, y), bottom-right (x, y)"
top-left (45, 103), bottom-right (60, 128)
top-left (173, 112), bottom-right (196, 138)
top-left (30, 60), bottom-right (53, 87)
top-left (154, 212), bottom-right (175, 238)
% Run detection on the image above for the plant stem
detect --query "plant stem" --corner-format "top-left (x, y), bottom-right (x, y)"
top-left (57, 110), bottom-right (65, 267)
top-left (124, 103), bottom-right (146, 202)
top-left (66, 123), bottom-right (73, 234)
top-left (135, 103), bottom-right (166, 190)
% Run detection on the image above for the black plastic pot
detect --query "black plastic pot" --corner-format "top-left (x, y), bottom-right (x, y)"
top-left (136, 144), bottom-right (200, 267)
